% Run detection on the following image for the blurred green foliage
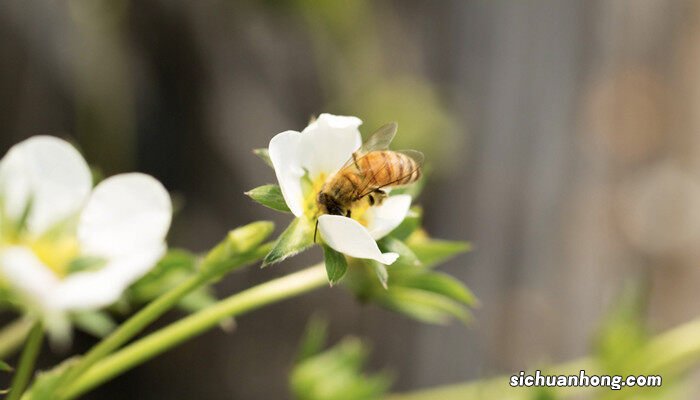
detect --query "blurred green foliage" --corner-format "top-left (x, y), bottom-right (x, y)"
top-left (290, 318), bottom-right (392, 400)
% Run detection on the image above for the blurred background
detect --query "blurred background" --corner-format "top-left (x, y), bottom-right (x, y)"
top-left (3, 0), bottom-right (700, 398)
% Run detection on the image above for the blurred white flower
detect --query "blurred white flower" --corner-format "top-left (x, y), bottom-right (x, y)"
top-left (268, 113), bottom-right (411, 265)
top-left (0, 136), bottom-right (172, 333)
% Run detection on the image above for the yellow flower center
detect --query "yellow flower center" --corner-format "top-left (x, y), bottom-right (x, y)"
top-left (302, 172), bottom-right (327, 218)
top-left (0, 218), bottom-right (80, 279)
top-left (302, 173), bottom-right (372, 226)
top-left (28, 236), bottom-right (80, 278)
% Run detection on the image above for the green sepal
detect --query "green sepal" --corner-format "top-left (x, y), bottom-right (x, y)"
top-left (262, 218), bottom-right (314, 267)
top-left (0, 360), bottom-right (12, 372)
top-left (408, 239), bottom-right (471, 268)
top-left (127, 249), bottom-right (199, 308)
top-left (66, 256), bottom-right (107, 274)
top-left (72, 311), bottom-right (117, 338)
top-left (378, 236), bottom-right (421, 268)
top-left (253, 148), bottom-right (273, 168)
top-left (388, 206), bottom-right (422, 241)
top-left (400, 272), bottom-right (477, 306)
top-left (380, 287), bottom-right (471, 325)
top-left (0, 360), bottom-right (11, 395)
top-left (369, 260), bottom-right (389, 289)
top-left (245, 184), bottom-right (291, 213)
top-left (323, 245), bottom-right (348, 285)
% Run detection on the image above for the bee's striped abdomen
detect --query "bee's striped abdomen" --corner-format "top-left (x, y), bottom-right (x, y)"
top-left (357, 151), bottom-right (421, 188)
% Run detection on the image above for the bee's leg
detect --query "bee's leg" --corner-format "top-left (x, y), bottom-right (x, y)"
top-left (368, 194), bottom-right (375, 206)
top-left (313, 219), bottom-right (319, 243)
top-left (373, 189), bottom-right (388, 205)
top-left (345, 209), bottom-right (352, 218)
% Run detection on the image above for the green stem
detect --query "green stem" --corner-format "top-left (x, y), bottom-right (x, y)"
top-left (53, 242), bottom-right (272, 397)
top-left (53, 273), bottom-right (206, 394)
top-left (62, 264), bottom-right (328, 400)
top-left (7, 322), bottom-right (43, 400)
top-left (0, 318), bottom-right (34, 360)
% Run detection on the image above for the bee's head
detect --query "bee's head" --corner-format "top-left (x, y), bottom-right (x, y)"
top-left (317, 192), bottom-right (346, 216)
top-left (315, 192), bottom-right (350, 243)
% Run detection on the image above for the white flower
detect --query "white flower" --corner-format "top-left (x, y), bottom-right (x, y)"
top-left (0, 136), bottom-right (172, 329)
top-left (268, 113), bottom-right (412, 265)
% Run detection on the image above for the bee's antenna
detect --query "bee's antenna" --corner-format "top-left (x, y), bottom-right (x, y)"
top-left (314, 219), bottom-right (319, 243)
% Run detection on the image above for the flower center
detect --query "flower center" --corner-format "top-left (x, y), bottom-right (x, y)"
top-left (29, 236), bottom-right (80, 278)
top-left (303, 172), bottom-right (372, 226)
top-left (302, 172), bottom-right (327, 219)
top-left (0, 212), bottom-right (82, 279)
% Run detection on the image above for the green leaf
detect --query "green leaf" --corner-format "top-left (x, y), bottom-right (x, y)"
top-left (245, 184), bottom-right (291, 213)
top-left (323, 245), bottom-right (348, 285)
top-left (370, 261), bottom-right (388, 289)
top-left (408, 239), bottom-right (471, 268)
top-left (378, 236), bottom-right (421, 268)
top-left (72, 311), bottom-right (117, 338)
top-left (388, 206), bottom-right (422, 241)
top-left (253, 148), bottom-right (273, 168)
top-left (0, 360), bottom-right (12, 372)
top-left (401, 272), bottom-right (477, 306)
top-left (263, 218), bottom-right (314, 267)
top-left (381, 287), bottom-right (471, 325)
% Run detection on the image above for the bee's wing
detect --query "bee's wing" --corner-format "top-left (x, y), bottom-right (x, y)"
top-left (353, 149), bottom-right (425, 200)
top-left (337, 122), bottom-right (398, 172)
top-left (358, 122), bottom-right (398, 154)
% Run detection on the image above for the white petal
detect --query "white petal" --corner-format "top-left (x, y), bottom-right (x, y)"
top-left (0, 136), bottom-right (92, 234)
top-left (318, 215), bottom-right (399, 265)
top-left (53, 245), bottom-right (165, 310)
top-left (300, 114), bottom-right (362, 177)
top-left (268, 130), bottom-right (306, 217)
top-left (0, 246), bottom-right (60, 310)
top-left (364, 195), bottom-right (412, 239)
top-left (306, 113), bottom-right (363, 130)
top-left (78, 173), bottom-right (172, 258)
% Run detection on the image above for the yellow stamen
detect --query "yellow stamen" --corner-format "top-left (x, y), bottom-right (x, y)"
top-left (28, 236), bottom-right (79, 278)
top-left (303, 172), bottom-right (373, 227)
top-left (303, 173), bottom-right (328, 219)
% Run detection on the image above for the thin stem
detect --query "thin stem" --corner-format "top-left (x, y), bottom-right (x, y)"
top-left (53, 273), bottom-right (206, 393)
top-left (53, 242), bottom-right (272, 397)
top-left (0, 318), bottom-right (34, 360)
top-left (62, 264), bottom-right (328, 400)
top-left (6, 322), bottom-right (43, 400)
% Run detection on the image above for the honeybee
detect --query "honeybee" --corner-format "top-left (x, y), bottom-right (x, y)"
top-left (314, 122), bottom-right (424, 241)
